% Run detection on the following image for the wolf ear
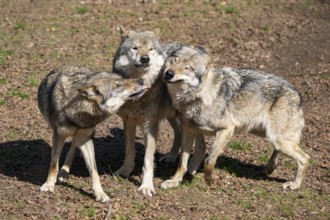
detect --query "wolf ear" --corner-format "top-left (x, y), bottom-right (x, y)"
top-left (119, 26), bottom-right (136, 40)
top-left (193, 45), bottom-right (208, 55)
top-left (78, 85), bottom-right (102, 101)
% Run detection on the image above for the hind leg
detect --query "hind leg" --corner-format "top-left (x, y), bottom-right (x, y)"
top-left (40, 131), bottom-right (66, 192)
top-left (263, 149), bottom-right (281, 175)
top-left (274, 140), bottom-right (310, 190)
top-left (160, 116), bottom-right (182, 164)
top-left (188, 134), bottom-right (206, 175)
top-left (58, 144), bottom-right (77, 182)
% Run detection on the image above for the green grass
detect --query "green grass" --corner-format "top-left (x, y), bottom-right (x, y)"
top-left (263, 25), bottom-right (270, 32)
top-left (27, 75), bottom-right (39, 87)
top-left (8, 88), bottom-right (29, 99)
top-left (14, 23), bottom-right (26, 30)
top-left (79, 206), bottom-right (96, 218)
top-left (0, 98), bottom-right (6, 105)
top-left (0, 49), bottom-right (13, 64)
top-left (237, 198), bottom-right (255, 211)
top-left (75, 6), bottom-right (89, 15)
top-left (228, 141), bottom-right (252, 151)
top-left (258, 154), bottom-right (269, 163)
top-left (0, 77), bottom-right (8, 84)
top-left (305, 90), bottom-right (314, 97)
top-left (224, 6), bottom-right (239, 14)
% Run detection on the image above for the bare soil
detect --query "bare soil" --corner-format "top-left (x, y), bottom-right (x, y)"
top-left (0, 0), bottom-right (329, 219)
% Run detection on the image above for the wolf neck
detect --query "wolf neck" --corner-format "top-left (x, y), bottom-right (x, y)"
top-left (64, 97), bottom-right (108, 128)
top-left (172, 67), bottom-right (221, 109)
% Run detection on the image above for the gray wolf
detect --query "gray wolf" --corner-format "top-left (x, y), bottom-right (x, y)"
top-left (112, 28), bottom-right (206, 196)
top-left (38, 65), bottom-right (149, 203)
top-left (161, 46), bottom-right (310, 190)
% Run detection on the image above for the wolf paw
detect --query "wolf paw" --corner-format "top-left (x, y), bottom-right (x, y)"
top-left (159, 154), bottom-right (178, 164)
top-left (262, 163), bottom-right (277, 175)
top-left (40, 183), bottom-right (55, 192)
top-left (138, 184), bottom-right (156, 197)
top-left (204, 171), bottom-right (215, 186)
top-left (160, 179), bottom-right (181, 189)
top-left (58, 169), bottom-right (69, 182)
top-left (282, 181), bottom-right (300, 190)
top-left (94, 191), bottom-right (110, 203)
top-left (114, 166), bottom-right (133, 178)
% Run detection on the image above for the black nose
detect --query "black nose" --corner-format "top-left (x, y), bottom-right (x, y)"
top-left (164, 70), bottom-right (175, 81)
top-left (137, 79), bottom-right (144, 85)
top-left (140, 55), bottom-right (150, 64)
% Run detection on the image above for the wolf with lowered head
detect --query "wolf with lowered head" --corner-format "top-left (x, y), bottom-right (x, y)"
top-left (38, 65), bottom-right (148, 203)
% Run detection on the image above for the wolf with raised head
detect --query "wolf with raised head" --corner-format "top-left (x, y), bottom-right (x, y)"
top-left (112, 28), bottom-right (206, 196)
top-left (38, 65), bottom-right (148, 202)
top-left (161, 46), bottom-right (310, 190)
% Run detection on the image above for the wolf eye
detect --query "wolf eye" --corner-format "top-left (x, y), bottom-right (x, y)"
top-left (149, 47), bottom-right (154, 51)
top-left (184, 65), bottom-right (193, 70)
top-left (132, 46), bottom-right (138, 50)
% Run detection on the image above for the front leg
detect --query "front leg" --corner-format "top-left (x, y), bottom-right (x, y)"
top-left (138, 123), bottom-right (159, 197)
top-left (114, 119), bottom-right (137, 177)
top-left (161, 128), bottom-right (195, 189)
top-left (204, 128), bottom-right (234, 186)
top-left (78, 137), bottom-right (109, 203)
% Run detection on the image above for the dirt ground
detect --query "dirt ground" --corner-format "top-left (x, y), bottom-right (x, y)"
top-left (0, 0), bottom-right (329, 219)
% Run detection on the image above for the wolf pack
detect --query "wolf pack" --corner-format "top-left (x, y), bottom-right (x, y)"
top-left (38, 27), bottom-right (310, 203)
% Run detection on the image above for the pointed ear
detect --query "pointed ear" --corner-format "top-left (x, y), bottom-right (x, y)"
top-left (119, 26), bottom-right (136, 40)
top-left (78, 85), bottom-right (100, 99)
top-left (193, 45), bottom-right (208, 55)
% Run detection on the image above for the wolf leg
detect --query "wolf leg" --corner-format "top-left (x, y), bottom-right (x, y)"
top-left (204, 128), bottom-right (234, 186)
top-left (188, 134), bottom-right (206, 175)
top-left (40, 131), bottom-right (65, 192)
top-left (114, 119), bottom-right (137, 177)
top-left (58, 144), bottom-right (77, 182)
top-left (159, 116), bottom-right (182, 164)
top-left (77, 136), bottom-right (109, 203)
top-left (138, 123), bottom-right (158, 196)
top-left (161, 128), bottom-right (195, 189)
top-left (262, 149), bottom-right (281, 175)
top-left (273, 139), bottom-right (310, 190)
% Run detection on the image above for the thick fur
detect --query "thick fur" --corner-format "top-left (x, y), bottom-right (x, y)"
top-left (161, 46), bottom-right (310, 190)
top-left (112, 29), bottom-right (206, 196)
top-left (38, 65), bottom-right (148, 203)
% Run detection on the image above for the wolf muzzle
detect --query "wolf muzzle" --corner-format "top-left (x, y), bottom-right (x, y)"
top-left (164, 70), bottom-right (175, 82)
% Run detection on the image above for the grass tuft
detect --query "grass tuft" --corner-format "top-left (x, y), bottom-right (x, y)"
top-left (75, 6), bottom-right (89, 15)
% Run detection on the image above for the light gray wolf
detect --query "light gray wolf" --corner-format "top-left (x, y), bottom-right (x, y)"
top-left (161, 46), bottom-right (310, 190)
top-left (38, 65), bottom-right (149, 203)
top-left (112, 28), bottom-right (206, 196)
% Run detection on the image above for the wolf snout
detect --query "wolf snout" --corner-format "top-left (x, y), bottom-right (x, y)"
top-left (140, 55), bottom-right (150, 64)
top-left (164, 70), bottom-right (175, 81)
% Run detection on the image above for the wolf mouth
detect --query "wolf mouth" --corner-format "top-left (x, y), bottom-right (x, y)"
top-left (166, 79), bottom-right (184, 84)
top-left (129, 87), bottom-right (150, 98)
top-left (134, 63), bottom-right (150, 69)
